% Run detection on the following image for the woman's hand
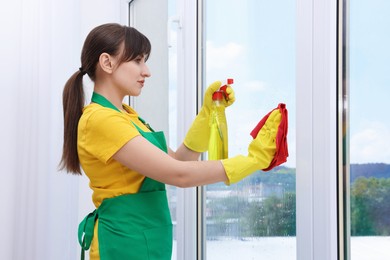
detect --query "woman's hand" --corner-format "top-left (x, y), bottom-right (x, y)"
top-left (183, 80), bottom-right (235, 153)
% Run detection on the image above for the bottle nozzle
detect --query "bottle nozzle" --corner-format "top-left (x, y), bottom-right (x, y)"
top-left (219, 78), bottom-right (234, 101)
top-left (227, 78), bottom-right (234, 85)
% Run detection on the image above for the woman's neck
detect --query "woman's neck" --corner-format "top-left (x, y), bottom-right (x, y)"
top-left (93, 85), bottom-right (125, 112)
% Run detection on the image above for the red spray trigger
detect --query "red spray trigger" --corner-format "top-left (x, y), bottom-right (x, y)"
top-left (219, 78), bottom-right (234, 101)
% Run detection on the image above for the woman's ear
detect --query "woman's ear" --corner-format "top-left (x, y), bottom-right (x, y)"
top-left (98, 53), bottom-right (115, 74)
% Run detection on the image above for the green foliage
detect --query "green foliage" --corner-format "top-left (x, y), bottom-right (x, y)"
top-left (205, 164), bottom-right (390, 238)
top-left (351, 177), bottom-right (390, 236)
top-left (206, 166), bottom-right (297, 238)
top-left (206, 192), bottom-right (296, 238)
top-left (244, 193), bottom-right (296, 236)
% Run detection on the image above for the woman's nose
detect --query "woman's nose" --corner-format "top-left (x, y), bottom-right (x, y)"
top-left (142, 64), bottom-right (151, 78)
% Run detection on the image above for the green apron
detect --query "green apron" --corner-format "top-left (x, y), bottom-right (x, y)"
top-left (78, 93), bottom-right (173, 260)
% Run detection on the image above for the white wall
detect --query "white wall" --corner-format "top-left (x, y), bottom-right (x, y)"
top-left (128, 0), bottom-right (169, 136)
top-left (0, 1), bottom-right (127, 259)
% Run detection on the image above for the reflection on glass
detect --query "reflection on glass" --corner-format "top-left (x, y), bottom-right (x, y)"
top-left (204, 1), bottom-right (296, 259)
top-left (349, 1), bottom-right (390, 259)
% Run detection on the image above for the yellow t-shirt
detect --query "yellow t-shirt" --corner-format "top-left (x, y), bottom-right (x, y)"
top-left (78, 103), bottom-right (151, 207)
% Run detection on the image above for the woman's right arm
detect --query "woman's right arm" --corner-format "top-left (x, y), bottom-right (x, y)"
top-left (112, 135), bottom-right (228, 187)
top-left (113, 107), bottom-right (282, 187)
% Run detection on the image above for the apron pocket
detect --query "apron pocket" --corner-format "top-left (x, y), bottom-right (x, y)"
top-left (143, 225), bottom-right (173, 260)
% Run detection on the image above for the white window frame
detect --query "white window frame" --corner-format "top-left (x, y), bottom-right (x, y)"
top-left (296, 0), bottom-right (339, 260)
top-left (174, 0), bottom-right (198, 259)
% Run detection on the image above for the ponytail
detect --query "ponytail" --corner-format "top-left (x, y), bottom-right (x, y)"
top-left (59, 70), bottom-right (85, 174)
top-left (59, 23), bottom-right (152, 175)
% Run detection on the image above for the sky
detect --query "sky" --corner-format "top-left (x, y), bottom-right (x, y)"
top-left (205, 0), bottom-right (296, 166)
top-left (169, 0), bottom-right (390, 166)
top-left (204, 0), bottom-right (390, 165)
top-left (349, 0), bottom-right (390, 164)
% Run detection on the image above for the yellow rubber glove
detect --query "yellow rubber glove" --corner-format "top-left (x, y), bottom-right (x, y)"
top-left (221, 109), bottom-right (282, 185)
top-left (184, 81), bottom-right (235, 152)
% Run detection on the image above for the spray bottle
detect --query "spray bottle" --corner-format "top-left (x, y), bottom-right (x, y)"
top-left (208, 78), bottom-right (234, 160)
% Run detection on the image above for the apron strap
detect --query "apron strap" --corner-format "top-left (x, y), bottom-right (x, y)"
top-left (78, 210), bottom-right (98, 260)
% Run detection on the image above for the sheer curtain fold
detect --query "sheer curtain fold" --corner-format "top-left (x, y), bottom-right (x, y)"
top-left (1, 0), bottom-right (172, 259)
top-left (2, 0), bottom-right (81, 259)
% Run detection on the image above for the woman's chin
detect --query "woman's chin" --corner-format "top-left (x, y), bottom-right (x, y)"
top-left (128, 90), bottom-right (142, 97)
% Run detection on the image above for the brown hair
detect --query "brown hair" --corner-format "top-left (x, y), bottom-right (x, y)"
top-left (59, 23), bottom-right (151, 174)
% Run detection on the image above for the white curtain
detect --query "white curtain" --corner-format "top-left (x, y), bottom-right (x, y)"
top-left (0, 0), bottom-right (124, 259)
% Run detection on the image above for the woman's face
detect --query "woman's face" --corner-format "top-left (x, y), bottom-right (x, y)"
top-left (112, 54), bottom-right (151, 97)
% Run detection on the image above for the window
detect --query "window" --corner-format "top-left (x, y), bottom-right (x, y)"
top-left (165, 0), bottom-right (362, 259)
top-left (348, 1), bottom-right (390, 259)
top-left (202, 1), bottom-right (296, 259)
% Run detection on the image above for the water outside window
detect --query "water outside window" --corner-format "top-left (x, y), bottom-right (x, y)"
top-left (204, 1), bottom-right (296, 259)
top-left (349, 1), bottom-right (390, 259)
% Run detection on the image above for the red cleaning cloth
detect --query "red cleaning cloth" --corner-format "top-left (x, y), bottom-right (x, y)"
top-left (250, 103), bottom-right (289, 171)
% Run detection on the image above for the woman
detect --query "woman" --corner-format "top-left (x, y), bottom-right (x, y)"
top-left (60, 23), bottom-right (280, 260)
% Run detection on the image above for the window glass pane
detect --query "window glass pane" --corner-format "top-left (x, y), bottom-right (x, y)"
top-left (349, 1), bottom-right (390, 259)
top-left (204, 1), bottom-right (296, 259)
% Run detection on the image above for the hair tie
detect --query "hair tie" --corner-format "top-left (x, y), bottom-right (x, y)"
top-left (79, 67), bottom-right (87, 76)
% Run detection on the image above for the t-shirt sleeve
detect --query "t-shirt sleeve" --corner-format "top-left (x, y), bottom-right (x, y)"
top-left (82, 110), bottom-right (140, 163)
